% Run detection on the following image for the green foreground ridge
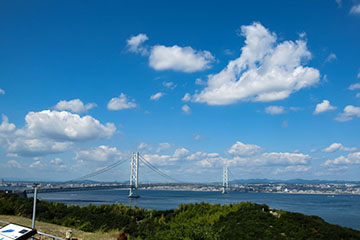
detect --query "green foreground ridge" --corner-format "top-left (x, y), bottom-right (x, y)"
top-left (1, 191), bottom-right (360, 240)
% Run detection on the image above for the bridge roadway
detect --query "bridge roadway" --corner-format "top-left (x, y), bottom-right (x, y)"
top-left (25, 183), bottom-right (221, 194)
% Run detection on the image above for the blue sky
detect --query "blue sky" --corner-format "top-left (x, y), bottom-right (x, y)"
top-left (0, 0), bottom-right (360, 182)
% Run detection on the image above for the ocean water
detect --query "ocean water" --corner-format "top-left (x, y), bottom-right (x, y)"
top-left (35, 189), bottom-right (360, 231)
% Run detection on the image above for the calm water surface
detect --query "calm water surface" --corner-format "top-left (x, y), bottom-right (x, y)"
top-left (36, 189), bottom-right (360, 230)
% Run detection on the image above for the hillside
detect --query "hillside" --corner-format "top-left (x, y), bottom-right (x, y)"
top-left (1, 191), bottom-right (360, 240)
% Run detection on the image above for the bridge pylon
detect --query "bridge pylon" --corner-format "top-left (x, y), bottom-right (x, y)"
top-left (222, 166), bottom-right (229, 194)
top-left (129, 152), bottom-right (140, 198)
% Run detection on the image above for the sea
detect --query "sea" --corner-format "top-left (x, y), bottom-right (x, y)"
top-left (34, 189), bottom-right (360, 231)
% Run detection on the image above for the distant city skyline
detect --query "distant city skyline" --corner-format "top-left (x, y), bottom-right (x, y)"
top-left (0, 0), bottom-right (360, 182)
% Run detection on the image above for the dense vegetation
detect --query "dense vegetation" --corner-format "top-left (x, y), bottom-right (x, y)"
top-left (1, 191), bottom-right (360, 239)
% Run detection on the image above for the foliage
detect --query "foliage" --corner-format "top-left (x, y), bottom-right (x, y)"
top-left (1, 191), bottom-right (360, 239)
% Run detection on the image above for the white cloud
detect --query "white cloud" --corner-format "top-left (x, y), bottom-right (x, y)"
top-left (150, 92), bottom-right (164, 101)
top-left (182, 105), bottom-right (191, 114)
top-left (126, 33), bottom-right (149, 55)
top-left (143, 147), bottom-right (190, 166)
top-left (262, 152), bottom-right (310, 165)
top-left (193, 22), bottom-right (320, 105)
top-left (358, 72), bottom-right (360, 78)
top-left (350, 4), bottom-right (360, 15)
top-left (138, 142), bottom-right (152, 151)
top-left (322, 143), bottom-right (357, 153)
top-left (228, 141), bottom-right (262, 156)
top-left (0, 115), bottom-right (16, 133)
top-left (0, 111), bottom-right (115, 157)
top-left (348, 83), bottom-right (360, 90)
top-left (50, 157), bottom-right (63, 165)
top-left (149, 45), bottom-right (215, 72)
top-left (324, 53), bottom-right (337, 63)
top-left (314, 100), bottom-right (336, 115)
top-left (163, 81), bottom-right (176, 89)
top-left (182, 93), bottom-right (191, 102)
top-left (274, 165), bottom-right (312, 174)
top-left (23, 110), bottom-right (115, 141)
top-left (0, 88), bottom-right (5, 95)
top-left (186, 152), bottom-right (225, 168)
top-left (54, 99), bottom-right (97, 113)
top-left (265, 106), bottom-right (285, 115)
top-left (6, 139), bottom-right (72, 157)
top-left (323, 152), bottom-right (360, 166)
top-left (29, 160), bottom-right (45, 169)
top-left (50, 158), bottom-right (67, 169)
top-left (74, 145), bottom-right (123, 162)
top-left (173, 148), bottom-right (190, 158)
top-left (156, 142), bottom-right (171, 153)
top-left (107, 93), bottom-right (137, 110)
top-left (357, 93), bottom-right (360, 98)
top-left (7, 160), bottom-right (21, 169)
top-left (335, 105), bottom-right (360, 121)
top-left (195, 78), bottom-right (206, 85)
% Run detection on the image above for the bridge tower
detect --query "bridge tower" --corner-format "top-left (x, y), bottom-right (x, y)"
top-left (129, 152), bottom-right (140, 198)
top-left (222, 166), bottom-right (229, 194)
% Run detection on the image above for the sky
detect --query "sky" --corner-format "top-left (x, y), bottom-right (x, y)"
top-left (0, 0), bottom-right (360, 182)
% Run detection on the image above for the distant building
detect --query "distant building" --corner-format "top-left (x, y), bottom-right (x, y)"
top-left (0, 178), bottom-right (4, 186)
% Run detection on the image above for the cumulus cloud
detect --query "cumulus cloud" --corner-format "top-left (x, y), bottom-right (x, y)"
top-left (274, 165), bottom-right (311, 174)
top-left (324, 152), bottom-right (360, 166)
top-left (228, 141), bottom-right (262, 156)
top-left (314, 100), bottom-right (336, 115)
top-left (350, 4), bottom-right (360, 15)
top-left (126, 33), bottom-right (149, 55)
top-left (150, 92), bottom-right (164, 101)
top-left (348, 83), bottom-right (360, 90)
top-left (182, 105), bottom-right (191, 114)
top-left (193, 22), bottom-right (320, 105)
top-left (23, 110), bottom-right (115, 141)
top-left (0, 111), bottom-right (115, 157)
top-left (322, 143), bottom-right (357, 153)
top-left (156, 143), bottom-right (171, 153)
top-left (143, 147), bottom-right (190, 166)
top-left (0, 115), bottom-right (16, 133)
top-left (74, 145), bottom-right (123, 162)
top-left (261, 152), bottom-right (310, 165)
top-left (0, 88), bottom-right (5, 95)
top-left (6, 139), bottom-right (72, 157)
top-left (137, 142), bottom-right (152, 151)
top-left (127, 33), bottom-right (215, 72)
top-left (149, 45), bottom-right (215, 72)
top-left (54, 99), bottom-right (97, 113)
top-left (182, 93), bottom-right (191, 102)
top-left (335, 105), bottom-right (360, 121)
top-left (107, 93), bottom-right (137, 110)
top-left (186, 152), bottom-right (225, 168)
top-left (265, 106), bottom-right (285, 115)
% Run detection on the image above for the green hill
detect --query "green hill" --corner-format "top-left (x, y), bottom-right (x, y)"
top-left (1, 191), bottom-right (359, 240)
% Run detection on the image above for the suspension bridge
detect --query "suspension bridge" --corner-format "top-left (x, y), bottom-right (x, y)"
top-left (26, 152), bottom-right (234, 197)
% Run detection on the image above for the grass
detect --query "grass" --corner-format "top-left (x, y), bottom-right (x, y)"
top-left (0, 215), bottom-right (120, 240)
